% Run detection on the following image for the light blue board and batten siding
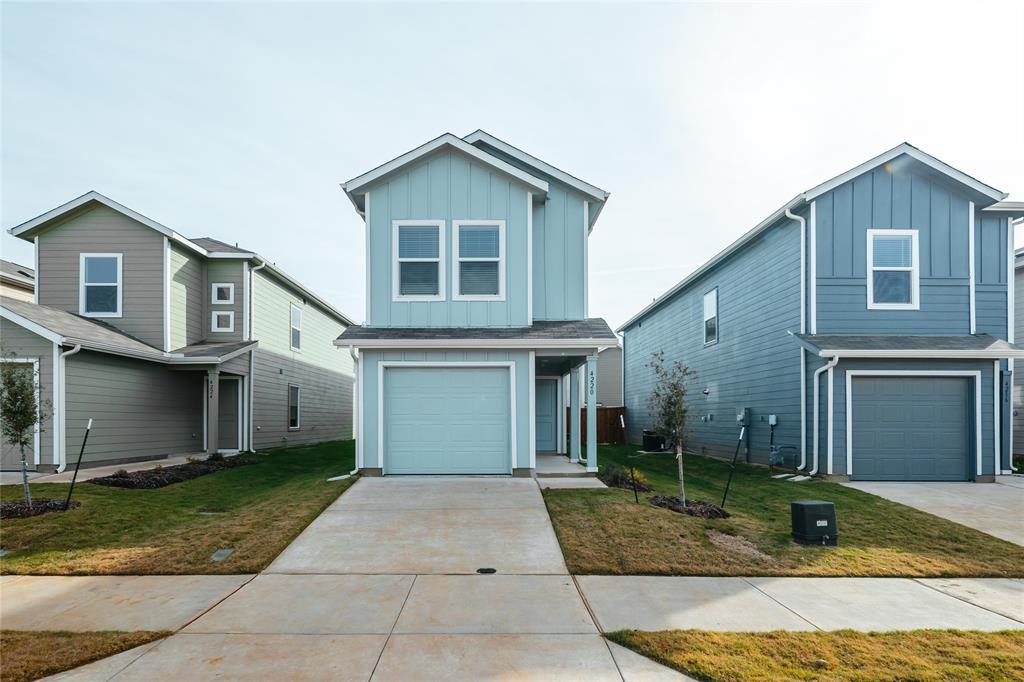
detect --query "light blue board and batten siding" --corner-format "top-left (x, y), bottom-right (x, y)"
top-left (358, 350), bottom-right (531, 471)
top-left (365, 149), bottom-right (531, 328)
top-left (814, 165), bottom-right (1008, 337)
top-left (622, 216), bottom-right (803, 463)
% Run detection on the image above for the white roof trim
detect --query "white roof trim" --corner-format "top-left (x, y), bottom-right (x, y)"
top-left (463, 130), bottom-right (609, 204)
top-left (342, 133), bottom-right (550, 199)
top-left (815, 349), bottom-right (1024, 359)
top-left (334, 337), bottom-right (613, 350)
top-left (805, 143), bottom-right (1006, 203)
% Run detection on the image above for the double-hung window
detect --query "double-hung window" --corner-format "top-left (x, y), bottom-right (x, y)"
top-left (288, 384), bottom-right (301, 430)
top-left (453, 220), bottom-right (504, 300)
top-left (703, 288), bottom-right (718, 345)
top-left (80, 253), bottom-right (122, 317)
top-left (393, 221), bottom-right (444, 300)
top-left (289, 304), bottom-right (302, 350)
top-left (867, 229), bottom-right (919, 309)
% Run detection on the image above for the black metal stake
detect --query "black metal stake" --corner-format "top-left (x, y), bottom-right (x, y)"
top-left (629, 464), bottom-right (640, 504)
top-left (64, 419), bottom-right (93, 511)
top-left (720, 426), bottom-right (745, 509)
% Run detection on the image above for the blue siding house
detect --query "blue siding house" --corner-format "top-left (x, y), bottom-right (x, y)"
top-left (336, 132), bottom-right (615, 476)
top-left (621, 144), bottom-right (1024, 482)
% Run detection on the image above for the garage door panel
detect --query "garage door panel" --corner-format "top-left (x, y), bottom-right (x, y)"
top-left (852, 376), bottom-right (970, 481)
top-left (384, 367), bottom-right (511, 475)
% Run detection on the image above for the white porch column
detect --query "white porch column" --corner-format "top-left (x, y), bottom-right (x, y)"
top-left (205, 369), bottom-right (220, 455)
top-left (569, 366), bottom-right (581, 462)
top-left (586, 353), bottom-right (598, 472)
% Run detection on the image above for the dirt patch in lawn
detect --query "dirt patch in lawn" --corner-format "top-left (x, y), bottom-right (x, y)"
top-left (0, 630), bottom-right (168, 682)
top-left (650, 495), bottom-right (729, 519)
top-left (88, 456), bottom-right (256, 489)
top-left (706, 529), bottom-right (774, 563)
top-left (0, 498), bottom-right (80, 520)
top-left (607, 629), bottom-right (1024, 682)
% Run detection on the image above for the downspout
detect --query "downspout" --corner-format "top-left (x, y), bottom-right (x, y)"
top-left (810, 354), bottom-right (839, 476)
top-left (55, 344), bottom-right (82, 473)
top-left (247, 259), bottom-right (266, 453)
top-left (786, 208), bottom-right (808, 469)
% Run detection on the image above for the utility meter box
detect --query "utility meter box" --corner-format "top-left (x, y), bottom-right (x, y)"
top-left (791, 500), bottom-right (838, 546)
top-left (736, 407), bottom-right (750, 427)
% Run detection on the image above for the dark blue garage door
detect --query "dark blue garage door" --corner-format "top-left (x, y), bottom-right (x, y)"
top-left (851, 376), bottom-right (971, 481)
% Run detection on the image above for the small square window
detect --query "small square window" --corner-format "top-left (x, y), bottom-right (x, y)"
top-left (211, 283), bottom-right (234, 304)
top-left (211, 311), bottom-right (234, 332)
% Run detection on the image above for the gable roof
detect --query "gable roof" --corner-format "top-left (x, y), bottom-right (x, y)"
top-left (6, 191), bottom-right (353, 326)
top-left (619, 143), bottom-right (1009, 332)
top-left (341, 133), bottom-right (550, 215)
top-left (0, 259), bottom-right (34, 289)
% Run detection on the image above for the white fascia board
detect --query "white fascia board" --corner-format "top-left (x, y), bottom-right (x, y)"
top-left (804, 143), bottom-right (1006, 203)
top-left (618, 194), bottom-right (805, 331)
top-left (814, 348), bottom-right (1024, 359)
top-left (983, 201), bottom-right (1024, 217)
top-left (463, 130), bottom-right (609, 204)
top-left (333, 337), bottom-right (615, 350)
top-left (207, 252), bottom-right (258, 259)
top-left (342, 133), bottom-right (549, 201)
top-left (0, 306), bottom-right (65, 344)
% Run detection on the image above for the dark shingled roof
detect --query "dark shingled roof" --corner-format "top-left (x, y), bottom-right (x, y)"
top-left (190, 237), bottom-right (253, 255)
top-left (337, 318), bottom-right (616, 343)
top-left (1, 259), bottom-right (34, 283)
top-left (172, 340), bottom-right (257, 359)
top-left (795, 333), bottom-right (1024, 357)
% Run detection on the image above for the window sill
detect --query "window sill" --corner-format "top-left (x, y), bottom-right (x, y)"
top-left (81, 311), bottom-right (122, 319)
top-left (867, 303), bottom-right (919, 311)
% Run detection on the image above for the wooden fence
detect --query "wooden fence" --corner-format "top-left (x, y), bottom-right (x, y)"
top-left (566, 406), bottom-right (627, 445)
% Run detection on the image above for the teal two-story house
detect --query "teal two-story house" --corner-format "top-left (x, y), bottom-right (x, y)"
top-left (336, 131), bottom-right (615, 476)
top-left (621, 144), bottom-right (1024, 482)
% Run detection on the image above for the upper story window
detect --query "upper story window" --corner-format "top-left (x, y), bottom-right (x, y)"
top-left (453, 221), bottom-right (505, 300)
top-left (867, 229), bottom-right (919, 310)
top-left (393, 221), bottom-right (445, 301)
top-left (211, 283), bottom-right (234, 305)
top-left (290, 304), bottom-right (302, 350)
top-left (703, 288), bottom-right (718, 345)
top-left (79, 253), bottom-right (122, 317)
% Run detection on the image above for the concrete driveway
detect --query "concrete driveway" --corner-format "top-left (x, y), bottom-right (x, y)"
top-left (49, 477), bottom-right (683, 681)
top-left (842, 477), bottom-right (1024, 546)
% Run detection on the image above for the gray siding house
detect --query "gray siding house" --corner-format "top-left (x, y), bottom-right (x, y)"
top-left (621, 145), bottom-right (1024, 482)
top-left (0, 191), bottom-right (354, 472)
top-left (1014, 245), bottom-right (1024, 459)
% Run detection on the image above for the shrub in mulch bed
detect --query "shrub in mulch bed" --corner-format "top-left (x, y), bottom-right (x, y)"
top-left (87, 456), bottom-right (256, 490)
top-left (1, 498), bottom-right (80, 520)
top-left (599, 464), bottom-right (653, 492)
top-left (649, 495), bottom-right (730, 519)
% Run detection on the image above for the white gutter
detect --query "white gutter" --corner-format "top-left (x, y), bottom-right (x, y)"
top-left (246, 259), bottom-right (267, 453)
top-left (55, 344), bottom-right (82, 473)
top-left (786, 208), bottom-right (808, 469)
top-left (810, 355), bottom-right (839, 476)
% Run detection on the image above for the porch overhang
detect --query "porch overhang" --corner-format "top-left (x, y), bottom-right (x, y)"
top-left (792, 332), bottom-right (1024, 359)
top-left (334, 319), bottom-right (617, 351)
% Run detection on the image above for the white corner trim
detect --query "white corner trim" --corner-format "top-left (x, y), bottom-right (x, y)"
top-left (163, 237), bottom-right (171, 352)
top-left (526, 192), bottom-right (534, 323)
top-left (810, 201), bottom-right (817, 334)
top-left (392, 220), bottom-right (446, 302)
top-left (452, 219), bottom-right (506, 301)
top-left (211, 282), bottom-right (235, 305)
top-left (364, 191), bottom-right (372, 325)
top-left (0, 357), bottom-right (41, 466)
top-left (845, 369), bottom-right (984, 479)
top-left (241, 264), bottom-right (250, 340)
top-left (529, 351), bottom-right (537, 469)
top-left (78, 253), bottom-right (123, 318)
top-left (1008, 217), bottom-right (1015, 344)
top-left (969, 202), bottom-right (976, 334)
top-left (994, 359), bottom-right (1001, 476)
top-left (866, 228), bottom-right (920, 310)
top-left (583, 201), bottom-right (590, 318)
top-left (33, 236), bottom-right (40, 304)
top-left (211, 310), bottom-right (235, 332)
top-left (377, 360), bottom-right (518, 475)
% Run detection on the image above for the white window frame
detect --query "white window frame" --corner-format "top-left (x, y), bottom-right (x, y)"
top-left (211, 310), bottom-right (235, 332)
top-left (79, 253), bottom-right (123, 318)
top-left (211, 282), bottom-right (235, 305)
top-left (287, 384), bottom-right (301, 430)
top-left (866, 228), bottom-right (920, 310)
top-left (289, 303), bottom-right (302, 351)
top-left (452, 219), bottom-right (506, 301)
top-left (392, 220), bottom-right (446, 302)
top-left (703, 287), bottom-right (718, 346)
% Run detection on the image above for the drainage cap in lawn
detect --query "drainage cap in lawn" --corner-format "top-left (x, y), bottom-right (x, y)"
top-left (211, 548), bottom-right (235, 562)
top-left (476, 568), bottom-right (497, 574)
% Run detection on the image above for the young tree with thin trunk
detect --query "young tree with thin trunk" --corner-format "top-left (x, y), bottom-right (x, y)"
top-left (646, 350), bottom-right (694, 504)
top-left (0, 355), bottom-right (49, 506)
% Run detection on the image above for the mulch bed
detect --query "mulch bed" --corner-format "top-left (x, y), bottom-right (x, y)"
top-left (649, 495), bottom-right (730, 519)
top-left (87, 457), bottom-right (256, 490)
top-left (1, 498), bottom-right (80, 520)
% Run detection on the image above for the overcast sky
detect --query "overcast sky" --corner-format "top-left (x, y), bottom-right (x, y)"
top-left (2, 1), bottom-right (1022, 329)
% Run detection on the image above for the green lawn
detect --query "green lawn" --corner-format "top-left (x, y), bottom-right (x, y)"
top-left (608, 629), bottom-right (1024, 682)
top-left (543, 445), bottom-right (1024, 576)
top-left (0, 440), bottom-right (356, 575)
top-left (0, 631), bottom-right (169, 682)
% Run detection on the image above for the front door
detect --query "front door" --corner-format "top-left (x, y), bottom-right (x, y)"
top-left (217, 377), bottom-right (241, 452)
top-left (535, 379), bottom-right (558, 452)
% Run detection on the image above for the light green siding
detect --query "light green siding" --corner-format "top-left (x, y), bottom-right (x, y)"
top-left (169, 244), bottom-right (204, 349)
